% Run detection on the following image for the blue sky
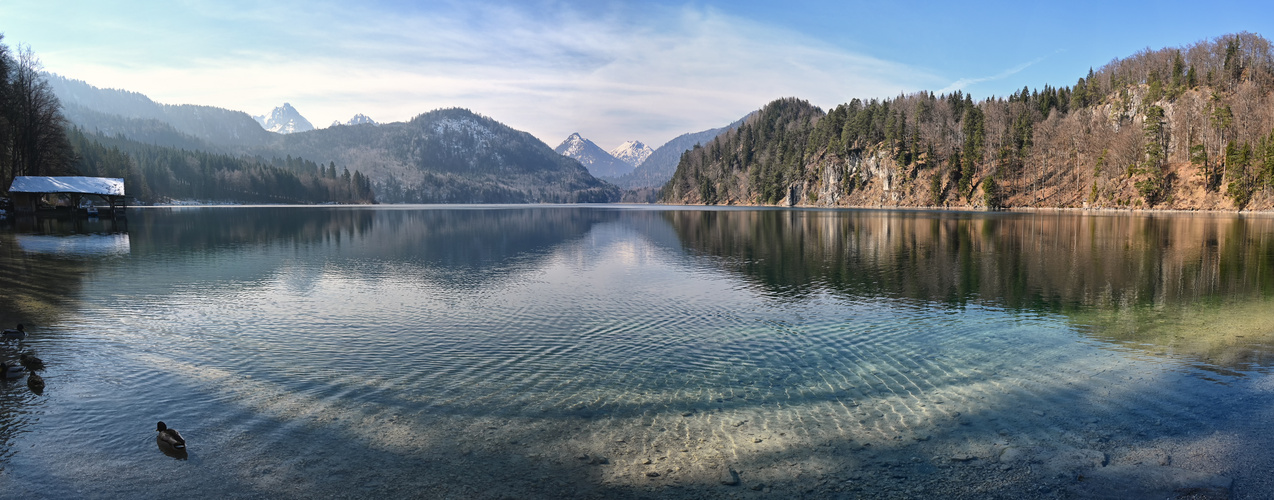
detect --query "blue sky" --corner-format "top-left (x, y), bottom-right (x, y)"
top-left (2, 0), bottom-right (1271, 149)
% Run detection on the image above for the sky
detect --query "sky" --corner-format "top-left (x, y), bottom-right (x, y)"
top-left (2, 0), bottom-right (1272, 150)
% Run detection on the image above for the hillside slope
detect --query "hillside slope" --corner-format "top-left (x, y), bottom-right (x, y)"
top-left (47, 74), bottom-right (274, 149)
top-left (663, 33), bottom-right (1274, 212)
top-left (271, 108), bottom-right (620, 203)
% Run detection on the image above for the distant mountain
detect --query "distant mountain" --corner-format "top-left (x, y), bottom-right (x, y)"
top-left (554, 133), bottom-right (633, 179)
top-left (608, 116), bottom-right (749, 189)
top-left (254, 103), bottom-right (315, 134)
top-left (46, 73), bottom-right (274, 149)
top-left (51, 75), bottom-right (619, 204)
top-left (608, 140), bottom-right (653, 167)
top-left (269, 109), bottom-right (620, 203)
top-left (331, 113), bottom-right (378, 127)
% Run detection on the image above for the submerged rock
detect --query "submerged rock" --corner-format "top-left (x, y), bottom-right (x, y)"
top-left (721, 467), bottom-right (740, 486)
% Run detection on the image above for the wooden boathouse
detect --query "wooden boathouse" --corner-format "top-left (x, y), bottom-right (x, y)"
top-left (7, 176), bottom-right (127, 216)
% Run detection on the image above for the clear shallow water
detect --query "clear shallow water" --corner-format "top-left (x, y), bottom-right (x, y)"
top-left (2, 206), bottom-right (1274, 498)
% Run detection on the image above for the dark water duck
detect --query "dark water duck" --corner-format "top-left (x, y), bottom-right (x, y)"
top-left (0, 361), bottom-right (25, 379)
top-left (156, 421), bottom-right (187, 450)
top-left (26, 371), bottom-right (43, 394)
top-left (19, 353), bottom-right (44, 371)
top-left (2, 324), bottom-right (26, 340)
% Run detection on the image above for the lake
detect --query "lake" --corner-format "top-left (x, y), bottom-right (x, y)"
top-left (2, 206), bottom-right (1273, 498)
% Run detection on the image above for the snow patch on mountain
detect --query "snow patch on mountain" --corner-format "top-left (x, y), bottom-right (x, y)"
top-left (330, 113), bottom-right (378, 127)
top-left (254, 103), bottom-right (314, 134)
top-left (557, 133), bottom-right (589, 158)
top-left (554, 133), bottom-right (633, 178)
top-left (608, 140), bottom-right (653, 167)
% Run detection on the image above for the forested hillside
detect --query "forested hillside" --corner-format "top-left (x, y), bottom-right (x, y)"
top-left (68, 128), bottom-right (375, 204)
top-left (44, 71), bottom-right (620, 204)
top-left (265, 108), bottom-right (620, 203)
top-left (663, 33), bottom-right (1274, 211)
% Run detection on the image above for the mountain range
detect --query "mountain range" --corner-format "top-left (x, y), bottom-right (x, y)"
top-left (553, 133), bottom-right (634, 179)
top-left (554, 129), bottom-right (745, 190)
top-left (608, 118), bottom-right (747, 190)
top-left (46, 73), bottom-right (740, 203)
top-left (34, 32), bottom-right (1274, 212)
top-left (48, 75), bottom-right (620, 204)
top-left (331, 114), bottom-right (378, 127)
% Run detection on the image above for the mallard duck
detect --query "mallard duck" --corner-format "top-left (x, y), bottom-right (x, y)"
top-left (156, 421), bottom-right (186, 450)
top-left (1, 324), bottom-right (26, 340)
top-left (0, 362), bottom-right (24, 379)
top-left (19, 353), bottom-right (44, 371)
top-left (27, 371), bottom-right (43, 394)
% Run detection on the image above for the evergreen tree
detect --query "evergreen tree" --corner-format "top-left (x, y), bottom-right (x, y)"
top-left (1170, 51), bottom-right (1185, 94)
top-left (1136, 105), bottom-right (1168, 204)
top-left (960, 106), bottom-right (985, 195)
top-left (1225, 140), bottom-right (1253, 208)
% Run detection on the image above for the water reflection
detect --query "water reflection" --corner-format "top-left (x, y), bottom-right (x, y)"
top-left (3, 206), bottom-right (1274, 497)
top-left (661, 209), bottom-right (1274, 371)
top-left (127, 206), bottom-right (617, 268)
top-left (16, 234), bottom-right (130, 256)
top-left (7, 207), bottom-right (1274, 375)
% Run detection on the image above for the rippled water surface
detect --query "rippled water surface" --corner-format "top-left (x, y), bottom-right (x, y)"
top-left (2, 206), bottom-right (1274, 498)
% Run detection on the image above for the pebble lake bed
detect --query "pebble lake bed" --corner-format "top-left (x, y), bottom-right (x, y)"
top-left (2, 206), bottom-right (1273, 499)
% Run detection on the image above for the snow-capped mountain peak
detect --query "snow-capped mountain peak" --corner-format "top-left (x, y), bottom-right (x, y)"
top-left (557, 133), bottom-right (588, 157)
top-left (608, 140), bottom-right (653, 168)
top-left (328, 113), bottom-right (379, 128)
top-left (254, 103), bottom-right (315, 134)
top-left (346, 113), bottom-right (377, 126)
top-left (554, 133), bottom-right (633, 179)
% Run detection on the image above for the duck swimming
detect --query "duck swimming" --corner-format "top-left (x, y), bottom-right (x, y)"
top-left (19, 353), bottom-right (44, 371)
top-left (156, 421), bottom-right (186, 450)
top-left (1, 324), bottom-right (26, 340)
top-left (0, 362), bottom-right (25, 379)
top-left (27, 371), bottom-right (43, 394)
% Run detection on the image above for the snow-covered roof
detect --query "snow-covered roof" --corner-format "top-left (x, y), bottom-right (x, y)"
top-left (8, 176), bottom-right (125, 196)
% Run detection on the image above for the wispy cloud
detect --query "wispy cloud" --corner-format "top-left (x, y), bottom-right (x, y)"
top-left (13, 0), bottom-right (942, 148)
top-left (937, 52), bottom-right (1060, 96)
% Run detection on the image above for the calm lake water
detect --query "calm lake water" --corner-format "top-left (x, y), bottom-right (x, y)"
top-left (2, 206), bottom-right (1274, 498)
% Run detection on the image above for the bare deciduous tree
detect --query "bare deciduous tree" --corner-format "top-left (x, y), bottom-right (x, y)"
top-left (3, 42), bottom-right (73, 187)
